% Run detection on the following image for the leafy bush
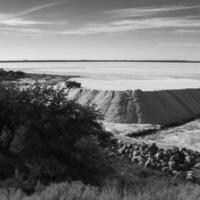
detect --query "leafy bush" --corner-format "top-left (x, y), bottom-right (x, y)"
top-left (0, 69), bottom-right (25, 80)
top-left (0, 83), bottom-right (110, 190)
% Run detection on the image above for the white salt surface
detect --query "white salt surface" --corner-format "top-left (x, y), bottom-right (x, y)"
top-left (70, 78), bottom-right (200, 91)
top-left (2, 62), bottom-right (200, 91)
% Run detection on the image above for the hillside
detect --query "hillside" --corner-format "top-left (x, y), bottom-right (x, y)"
top-left (66, 88), bottom-right (200, 125)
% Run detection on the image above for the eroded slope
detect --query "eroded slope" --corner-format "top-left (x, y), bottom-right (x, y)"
top-left (65, 88), bottom-right (200, 125)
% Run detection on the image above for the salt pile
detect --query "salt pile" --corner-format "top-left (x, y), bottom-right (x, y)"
top-left (66, 88), bottom-right (200, 125)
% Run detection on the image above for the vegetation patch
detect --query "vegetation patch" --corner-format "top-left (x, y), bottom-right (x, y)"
top-left (0, 83), bottom-right (110, 193)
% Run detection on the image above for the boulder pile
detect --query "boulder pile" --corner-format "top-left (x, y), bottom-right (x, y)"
top-left (107, 140), bottom-right (200, 181)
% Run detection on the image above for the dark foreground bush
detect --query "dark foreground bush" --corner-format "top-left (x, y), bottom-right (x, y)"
top-left (0, 83), bottom-right (111, 191)
top-left (0, 69), bottom-right (25, 80)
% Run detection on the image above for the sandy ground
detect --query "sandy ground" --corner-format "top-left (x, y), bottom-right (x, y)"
top-left (103, 120), bottom-right (200, 152)
top-left (103, 122), bottom-right (160, 136)
top-left (143, 119), bottom-right (200, 151)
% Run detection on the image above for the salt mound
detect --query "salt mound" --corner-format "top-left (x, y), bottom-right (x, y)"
top-left (65, 88), bottom-right (200, 125)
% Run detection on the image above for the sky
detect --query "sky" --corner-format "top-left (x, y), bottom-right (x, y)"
top-left (0, 0), bottom-right (200, 60)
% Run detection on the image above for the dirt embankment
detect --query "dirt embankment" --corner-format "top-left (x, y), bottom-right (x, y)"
top-left (65, 88), bottom-right (200, 125)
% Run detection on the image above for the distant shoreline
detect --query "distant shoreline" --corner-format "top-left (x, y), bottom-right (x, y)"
top-left (0, 60), bottom-right (200, 63)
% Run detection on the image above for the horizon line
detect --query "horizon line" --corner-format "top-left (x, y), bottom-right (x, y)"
top-left (0, 59), bottom-right (200, 63)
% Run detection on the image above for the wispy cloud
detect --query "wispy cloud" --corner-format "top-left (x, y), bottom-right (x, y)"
top-left (55, 4), bottom-right (200, 35)
top-left (174, 29), bottom-right (200, 34)
top-left (17, 2), bottom-right (65, 17)
top-left (57, 17), bottom-right (200, 35)
top-left (106, 5), bottom-right (200, 18)
top-left (0, 18), bottom-right (64, 26)
top-left (159, 42), bottom-right (200, 47)
top-left (0, 1), bottom-right (66, 26)
top-left (1, 3), bottom-right (200, 36)
top-left (0, 27), bottom-right (46, 37)
top-left (1, 27), bottom-right (43, 33)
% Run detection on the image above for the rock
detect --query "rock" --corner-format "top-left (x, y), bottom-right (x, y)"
top-left (111, 139), bottom-right (200, 181)
top-left (191, 162), bottom-right (200, 183)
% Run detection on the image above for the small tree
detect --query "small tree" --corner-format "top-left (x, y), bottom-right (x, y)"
top-left (0, 83), bottom-right (110, 187)
top-left (0, 83), bottom-right (26, 153)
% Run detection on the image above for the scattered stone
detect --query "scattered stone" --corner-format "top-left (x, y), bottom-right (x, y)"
top-left (106, 139), bottom-right (200, 182)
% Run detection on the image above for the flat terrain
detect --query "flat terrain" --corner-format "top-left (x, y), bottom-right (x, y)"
top-left (2, 61), bottom-right (200, 91)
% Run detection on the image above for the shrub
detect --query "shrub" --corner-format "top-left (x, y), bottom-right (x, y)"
top-left (0, 83), bottom-right (110, 189)
top-left (65, 80), bottom-right (81, 88)
top-left (0, 69), bottom-right (25, 80)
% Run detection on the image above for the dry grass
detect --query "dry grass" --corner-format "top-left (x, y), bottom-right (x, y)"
top-left (0, 179), bottom-right (200, 200)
